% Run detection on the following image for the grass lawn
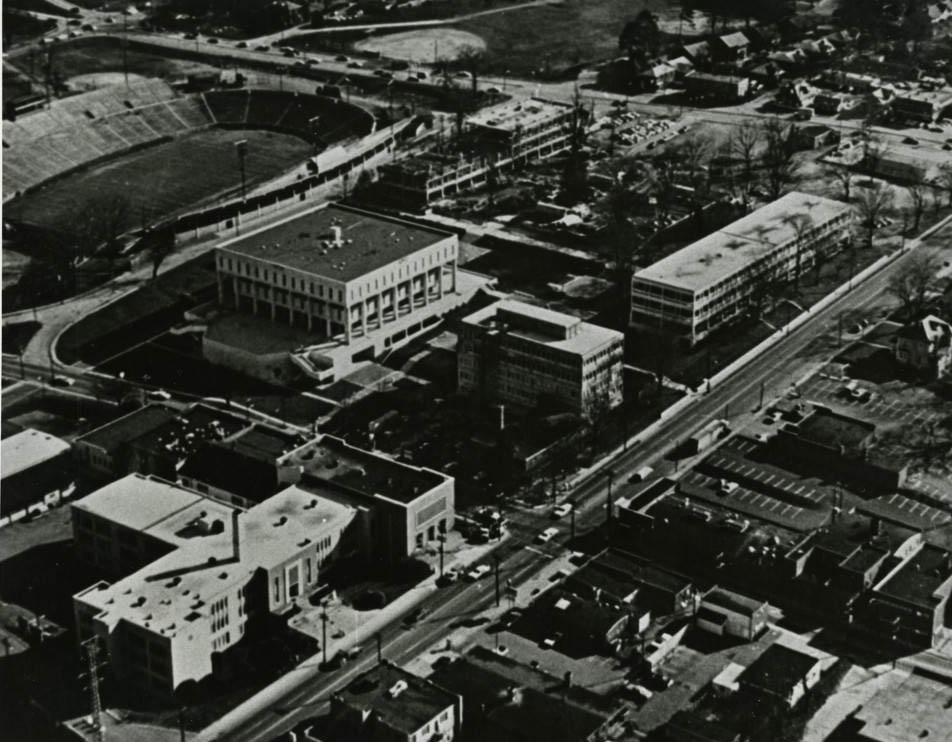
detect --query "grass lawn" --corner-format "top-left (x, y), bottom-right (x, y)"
top-left (12, 128), bottom-right (311, 237)
top-left (1, 322), bottom-right (42, 354)
top-left (452, 0), bottom-right (674, 77)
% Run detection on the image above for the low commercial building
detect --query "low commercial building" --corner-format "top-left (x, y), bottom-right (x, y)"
top-left (431, 646), bottom-right (627, 742)
top-left (290, 435), bottom-right (455, 561)
top-left (377, 98), bottom-right (577, 209)
top-left (893, 314), bottom-right (952, 379)
top-left (210, 203), bottom-right (486, 382)
top-left (526, 588), bottom-right (630, 655)
top-left (738, 644), bottom-right (824, 708)
top-left (775, 406), bottom-right (907, 492)
top-left (458, 299), bottom-right (623, 415)
top-left (73, 481), bottom-right (357, 694)
top-left (864, 543), bottom-right (952, 649)
top-left (630, 192), bottom-right (852, 344)
top-left (664, 711), bottom-right (743, 742)
top-left (327, 661), bottom-right (462, 742)
top-left (684, 72), bottom-right (751, 102)
top-left (73, 403), bottom-right (248, 481)
top-left (891, 88), bottom-right (952, 123)
top-left (698, 588), bottom-right (769, 640)
top-left (785, 531), bottom-right (889, 595)
top-left (1, 429), bottom-right (72, 518)
top-left (864, 144), bottom-right (950, 182)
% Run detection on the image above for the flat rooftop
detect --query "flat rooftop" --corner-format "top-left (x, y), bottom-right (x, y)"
top-left (337, 662), bottom-right (457, 735)
top-left (853, 671), bottom-right (952, 742)
top-left (217, 204), bottom-right (453, 283)
top-left (634, 192), bottom-right (851, 293)
top-left (290, 436), bottom-right (447, 505)
top-left (73, 474), bottom-right (236, 548)
top-left (895, 88), bottom-right (952, 106)
top-left (77, 404), bottom-right (177, 454)
top-left (1, 428), bottom-right (70, 478)
top-left (877, 544), bottom-right (952, 608)
top-left (466, 97), bottom-right (572, 133)
top-left (703, 587), bottom-right (766, 617)
top-left (740, 644), bottom-right (821, 696)
top-left (76, 486), bottom-right (355, 637)
top-left (795, 407), bottom-right (875, 450)
top-left (462, 299), bottom-right (622, 357)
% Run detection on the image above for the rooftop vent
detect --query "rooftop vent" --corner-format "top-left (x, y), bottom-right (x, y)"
top-left (274, 516), bottom-right (288, 527)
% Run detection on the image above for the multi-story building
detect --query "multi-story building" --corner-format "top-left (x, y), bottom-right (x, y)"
top-left (209, 203), bottom-right (488, 382)
top-left (1, 428), bottom-right (72, 518)
top-left (891, 88), bottom-right (952, 123)
top-left (630, 192), bottom-right (852, 344)
top-left (73, 478), bottom-right (357, 694)
top-left (863, 543), bottom-right (952, 649)
top-left (328, 661), bottom-right (462, 742)
top-left (457, 299), bottom-right (624, 415)
top-left (377, 98), bottom-right (577, 210)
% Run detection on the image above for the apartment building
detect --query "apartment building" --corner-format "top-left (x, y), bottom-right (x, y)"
top-left (209, 203), bottom-right (483, 382)
top-left (73, 479), bottom-right (356, 694)
top-left (377, 98), bottom-right (577, 209)
top-left (458, 299), bottom-right (624, 415)
top-left (630, 192), bottom-right (852, 344)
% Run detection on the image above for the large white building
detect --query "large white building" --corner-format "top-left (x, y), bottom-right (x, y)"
top-left (458, 299), bottom-right (624, 414)
top-left (209, 203), bottom-right (489, 382)
top-left (630, 192), bottom-right (852, 344)
top-left (72, 476), bottom-right (356, 694)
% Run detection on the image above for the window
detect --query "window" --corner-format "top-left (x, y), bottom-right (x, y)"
top-left (273, 577), bottom-right (280, 603)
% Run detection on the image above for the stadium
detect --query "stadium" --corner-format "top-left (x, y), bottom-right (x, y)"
top-left (2, 76), bottom-right (376, 304)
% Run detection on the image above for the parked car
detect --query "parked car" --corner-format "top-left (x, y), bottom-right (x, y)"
top-left (235, 41), bottom-right (247, 48)
top-left (335, 54), bottom-right (349, 62)
top-left (629, 466), bottom-right (654, 482)
top-left (536, 527), bottom-right (559, 544)
top-left (465, 564), bottom-right (491, 581)
top-left (553, 503), bottom-right (573, 519)
top-left (541, 631), bottom-right (563, 649)
top-left (256, 44), bottom-right (270, 51)
top-left (50, 375), bottom-right (75, 387)
top-left (718, 480), bottom-right (739, 495)
top-left (146, 390), bottom-right (172, 401)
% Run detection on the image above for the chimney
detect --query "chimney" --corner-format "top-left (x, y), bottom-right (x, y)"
top-left (232, 509), bottom-right (241, 562)
top-left (331, 225), bottom-right (343, 246)
top-left (564, 670), bottom-right (572, 688)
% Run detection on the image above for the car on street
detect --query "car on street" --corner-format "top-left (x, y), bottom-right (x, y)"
top-left (403, 606), bottom-right (429, 626)
top-left (629, 466), bottom-right (654, 482)
top-left (336, 54), bottom-right (349, 62)
top-left (465, 564), bottom-right (491, 581)
top-left (256, 44), bottom-right (270, 51)
top-left (902, 136), bottom-right (918, 145)
top-left (146, 390), bottom-right (172, 401)
top-left (235, 41), bottom-right (247, 48)
top-left (536, 527), bottom-right (559, 543)
top-left (541, 631), bottom-right (563, 649)
top-left (50, 375), bottom-right (75, 387)
top-left (437, 568), bottom-right (458, 586)
top-left (552, 503), bottom-right (573, 519)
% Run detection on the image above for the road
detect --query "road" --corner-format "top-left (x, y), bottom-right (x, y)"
top-left (196, 217), bottom-right (950, 742)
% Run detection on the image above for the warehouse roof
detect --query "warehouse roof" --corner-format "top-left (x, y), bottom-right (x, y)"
top-left (1, 428), bottom-right (70, 478)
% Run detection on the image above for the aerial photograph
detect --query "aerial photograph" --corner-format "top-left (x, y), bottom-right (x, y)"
top-left (2, 0), bottom-right (952, 740)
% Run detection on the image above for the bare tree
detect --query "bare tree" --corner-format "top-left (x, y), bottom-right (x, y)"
top-left (649, 157), bottom-right (678, 225)
top-left (675, 132), bottom-right (711, 208)
top-left (854, 181), bottom-right (894, 249)
top-left (729, 119), bottom-right (761, 204)
top-left (906, 180), bottom-right (928, 232)
top-left (887, 251), bottom-right (941, 319)
top-left (827, 165), bottom-right (854, 202)
top-left (456, 45), bottom-right (485, 97)
top-left (761, 117), bottom-right (797, 200)
top-left (787, 214), bottom-right (813, 290)
top-left (937, 162), bottom-right (952, 208)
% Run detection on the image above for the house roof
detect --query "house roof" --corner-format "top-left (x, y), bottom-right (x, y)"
top-left (665, 710), bottom-right (741, 742)
top-left (76, 404), bottom-right (177, 454)
top-left (718, 31), bottom-right (750, 48)
top-left (702, 587), bottom-right (766, 617)
top-left (898, 314), bottom-right (951, 345)
top-left (739, 644), bottom-right (822, 697)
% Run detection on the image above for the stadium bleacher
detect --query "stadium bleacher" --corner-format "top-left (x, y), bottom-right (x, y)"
top-left (2, 81), bottom-right (372, 200)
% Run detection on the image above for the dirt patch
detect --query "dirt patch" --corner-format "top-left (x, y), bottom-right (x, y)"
top-left (356, 28), bottom-right (485, 63)
top-left (67, 72), bottom-right (155, 91)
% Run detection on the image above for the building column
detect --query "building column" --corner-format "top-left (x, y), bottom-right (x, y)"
top-left (451, 261), bottom-right (458, 293)
top-left (345, 306), bottom-right (352, 343)
top-left (288, 303), bottom-right (294, 327)
top-left (325, 313), bottom-right (332, 336)
top-left (232, 277), bottom-right (240, 309)
top-left (252, 290), bottom-right (258, 315)
top-left (217, 274), bottom-right (224, 304)
top-left (421, 273), bottom-right (429, 307)
top-left (436, 268), bottom-right (444, 300)
top-left (306, 299), bottom-right (313, 332)
top-left (270, 290), bottom-right (276, 321)
top-left (361, 301), bottom-right (368, 337)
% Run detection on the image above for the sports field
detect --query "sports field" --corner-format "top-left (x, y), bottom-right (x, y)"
top-left (12, 128), bottom-right (311, 236)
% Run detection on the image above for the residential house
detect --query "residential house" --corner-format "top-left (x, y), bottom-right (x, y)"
top-left (894, 315), bottom-right (952, 379)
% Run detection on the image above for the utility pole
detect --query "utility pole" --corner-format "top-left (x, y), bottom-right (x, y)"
top-left (759, 381), bottom-right (765, 411)
top-left (605, 469), bottom-right (615, 527)
top-left (79, 637), bottom-right (106, 742)
top-left (178, 708), bottom-right (187, 742)
top-left (570, 501), bottom-right (577, 540)
top-left (376, 632), bottom-right (382, 663)
top-left (320, 611), bottom-right (329, 667)
top-left (493, 554), bottom-right (501, 607)
top-left (235, 139), bottom-right (248, 201)
top-left (438, 534), bottom-right (445, 578)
